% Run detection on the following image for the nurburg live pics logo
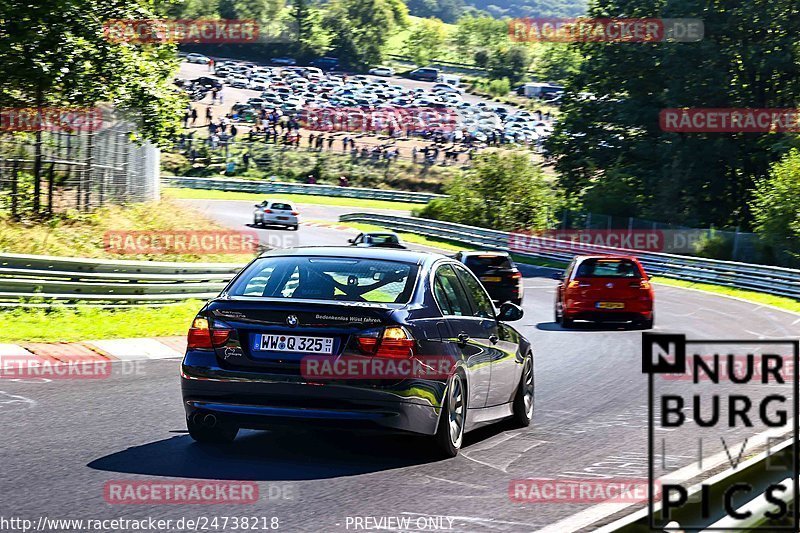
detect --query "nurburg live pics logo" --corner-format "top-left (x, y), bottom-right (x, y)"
top-left (642, 333), bottom-right (799, 530)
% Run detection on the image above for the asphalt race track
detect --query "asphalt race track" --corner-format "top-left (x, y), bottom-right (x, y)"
top-left (1, 200), bottom-right (797, 532)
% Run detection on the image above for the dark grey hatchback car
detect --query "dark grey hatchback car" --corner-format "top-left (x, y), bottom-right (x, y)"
top-left (181, 247), bottom-right (534, 457)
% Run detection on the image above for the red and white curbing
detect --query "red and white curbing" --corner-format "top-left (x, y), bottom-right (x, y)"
top-left (0, 337), bottom-right (186, 364)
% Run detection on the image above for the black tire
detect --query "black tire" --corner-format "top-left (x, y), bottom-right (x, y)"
top-left (187, 414), bottom-right (239, 444)
top-left (559, 313), bottom-right (574, 328)
top-left (290, 225), bottom-right (299, 231)
top-left (510, 353), bottom-right (534, 427)
top-left (433, 373), bottom-right (466, 458)
top-left (639, 314), bottom-right (654, 329)
top-left (512, 298), bottom-right (522, 306)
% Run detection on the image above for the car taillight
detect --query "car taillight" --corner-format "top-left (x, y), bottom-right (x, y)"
top-left (638, 279), bottom-right (652, 289)
top-left (187, 317), bottom-right (231, 349)
top-left (264, 209), bottom-right (273, 214)
top-left (510, 271), bottom-right (522, 279)
top-left (567, 280), bottom-right (581, 289)
top-left (356, 326), bottom-right (415, 359)
top-left (187, 317), bottom-right (212, 349)
top-left (291, 211), bottom-right (299, 216)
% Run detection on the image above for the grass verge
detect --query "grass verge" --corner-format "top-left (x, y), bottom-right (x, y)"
top-left (0, 301), bottom-right (201, 343)
top-left (0, 198), bottom-right (256, 262)
top-left (164, 187), bottom-right (420, 212)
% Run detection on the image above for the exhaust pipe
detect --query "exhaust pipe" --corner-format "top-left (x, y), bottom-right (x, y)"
top-left (203, 414), bottom-right (217, 428)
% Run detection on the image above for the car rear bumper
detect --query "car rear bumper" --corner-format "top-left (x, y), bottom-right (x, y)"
top-left (181, 352), bottom-right (443, 435)
top-left (564, 301), bottom-right (653, 322)
top-left (254, 214), bottom-right (299, 225)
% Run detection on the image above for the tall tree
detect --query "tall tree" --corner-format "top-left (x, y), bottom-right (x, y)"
top-left (406, 18), bottom-right (447, 66)
top-left (323, 0), bottom-right (409, 69)
top-left (0, 0), bottom-right (184, 145)
top-left (546, 0), bottom-right (800, 228)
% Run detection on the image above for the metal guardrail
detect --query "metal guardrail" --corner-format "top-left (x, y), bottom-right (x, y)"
top-left (339, 213), bottom-right (800, 300)
top-left (0, 253), bottom-right (243, 306)
top-left (164, 176), bottom-right (446, 204)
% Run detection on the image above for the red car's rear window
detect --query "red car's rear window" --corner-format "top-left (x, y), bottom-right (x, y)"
top-left (575, 258), bottom-right (642, 278)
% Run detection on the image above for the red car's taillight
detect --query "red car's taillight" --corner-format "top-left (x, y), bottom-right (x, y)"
top-left (187, 317), bottom-right (231, 349)
top-left (356, 326), bottom-right (415, 359)
top-left (630, 279), bottom-right (651, 289)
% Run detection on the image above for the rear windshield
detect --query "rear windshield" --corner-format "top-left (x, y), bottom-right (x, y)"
top-left (575, 258), bottom-right (641, 278)
top-left (229, 256), bottom-right (418, 303)
top-left (464, 255), bottom-right (513, 274)
top-left (270, 203), bottom-right (293, 210)
top-left (366, 234), bottom-right (399, 244)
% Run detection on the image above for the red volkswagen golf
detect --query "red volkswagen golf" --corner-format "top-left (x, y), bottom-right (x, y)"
top-left (554, 255), bottom-right (654, 328)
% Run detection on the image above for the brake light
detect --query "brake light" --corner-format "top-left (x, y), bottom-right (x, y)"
top-left (638, 279), bottom-right (651, 289)
top-left (291, 211), bottom-right (299, 216)
top-left (356, 326), bottom-right (415, 359)
top-left (264, 209), bottom-right (273, 214)
top-left (187, 317), bottom-right (212, 349)
top-left (187, 317), bottom-right (231, 349)
top-left (567, 281), bottom-right (581, 289)
top-left (510, 271), bottom-right (522, 279)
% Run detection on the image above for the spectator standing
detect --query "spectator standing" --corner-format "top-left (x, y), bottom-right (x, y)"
top-left (205, 106), bottom-right (213, 125)
top-left (190, 108), bottom-right (198, 126)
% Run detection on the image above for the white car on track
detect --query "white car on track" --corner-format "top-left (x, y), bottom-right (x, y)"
top-left (253, 200), bottom-right (299, 230)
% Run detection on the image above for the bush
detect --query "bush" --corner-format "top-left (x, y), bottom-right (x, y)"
top-left (487, 78), bottom-right (510, 97)
top-left (751, 149), bottom-right (800, 263)
top-left (416, 151), bottom-right (558, 231)
top-left (692, 232), bottom-right (734, 260)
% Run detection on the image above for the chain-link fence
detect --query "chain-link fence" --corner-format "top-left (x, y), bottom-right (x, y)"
top-left (0, 108), bottom-right (160, 219)
top-left (555, 209), bottom-right (776, 264)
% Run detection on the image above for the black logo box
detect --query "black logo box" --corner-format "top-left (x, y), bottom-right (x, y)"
top-left (643, 333), bottom-right (799, 531)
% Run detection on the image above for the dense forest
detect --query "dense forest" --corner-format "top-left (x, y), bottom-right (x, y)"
top-left (406, 0), bottom-right (586, 22)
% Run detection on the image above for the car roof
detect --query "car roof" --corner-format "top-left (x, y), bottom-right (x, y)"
top-left (264, 199), bottom-right (293, 204)
top-left (258, 246), bottom-right (446, 265)
top-left (575, 254), bottom-right (640, 261)
top-left (459, 250), bottom-right (510, 257)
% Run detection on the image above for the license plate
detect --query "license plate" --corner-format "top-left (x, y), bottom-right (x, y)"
top-left (254, 334), bottom-right (333, 354)
top-left (277, 216), bottom-right (289, 220)
top-left (481, 276), bottom-right (502, 283)
top-left (596, 302), bottom-right (624, 309)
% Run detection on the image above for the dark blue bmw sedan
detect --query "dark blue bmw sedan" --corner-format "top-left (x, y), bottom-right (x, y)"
top-left (181, 247), bottom-right (534, 457)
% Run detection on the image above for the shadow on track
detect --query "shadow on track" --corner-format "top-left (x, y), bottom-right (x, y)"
top-left (88, 428), bottom-right (439, 481)
top-left (536, 321), bottom-right (641, 332)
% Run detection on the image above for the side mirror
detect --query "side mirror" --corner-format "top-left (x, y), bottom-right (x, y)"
top-left (498, 302), bottom-right (524, 322)
top-left (551, 271), bottom-right (563, 281)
